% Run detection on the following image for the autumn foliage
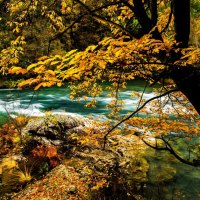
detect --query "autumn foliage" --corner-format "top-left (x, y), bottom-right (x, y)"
top-left (0, 0), bottom-right (200, 166)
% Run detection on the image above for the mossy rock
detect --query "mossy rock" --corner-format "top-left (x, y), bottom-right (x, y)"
top-left (22, 114), bottom-right (89, 140)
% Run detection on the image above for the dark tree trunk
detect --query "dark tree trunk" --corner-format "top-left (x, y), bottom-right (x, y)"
top-left (170, 0), bottom-right (200, 114)
top-left (171, 67), bottom-right (200, 115)
top-left (173, 0), bottom-right (190, 47)
top-left (150, 0), bottom-right (158, 26)
top-left (133, 0), bottom-right (199, 114)
top-left (132, 0), bottom-right (162, 40)
top-left (132, 0), bottom-right (152, 33)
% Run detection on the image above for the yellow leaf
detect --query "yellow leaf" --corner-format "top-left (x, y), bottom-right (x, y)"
top-left (57, 82), bottom-right (62, 87)
top-left (18, 78), bottom-right (33, 88)
top-left (33, 66), bottom-right (45, 74)
top-left (50, 61), bottom-right (61, 66)
top-left (56, 64), bottom-right (64, 69)
top-left (9, 66), bottom-right (27, 74)
top-left (38, 56), bottom-right (49, 61)
top-left (115, 50), bottom-right (122, 57)
top-left (98, 60), bottom-right (106, 69)
top-left (34, 83), bottom-right (43, 90)
top-left (13, 26), bottom-right (20, 33)
top-left (27, 63), bottom-right (39, 71)
top-left (46, 70), bottom-right (55, 76)
top-left (64, 49), bottom-right (78, 58)
top-left (86, 45), bottom-right (96, 52)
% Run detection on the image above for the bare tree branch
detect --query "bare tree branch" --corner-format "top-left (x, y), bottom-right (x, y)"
top-left (103, 88), bottom-right (179, 148)
top-left (142, 137), bottom-right (200, 167)
top-left (74, 0), bottom-right (133, 38)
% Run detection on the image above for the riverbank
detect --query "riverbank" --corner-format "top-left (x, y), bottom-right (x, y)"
top-left (0, 114), bottom-right (200, 199)
top-left (0, 114), bottom-right (149, 199)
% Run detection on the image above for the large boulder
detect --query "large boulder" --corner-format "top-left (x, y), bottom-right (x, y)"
top-left (23, 114), bottom-right (90, 138)
top-left (22, 114), bottom-right (92, 148)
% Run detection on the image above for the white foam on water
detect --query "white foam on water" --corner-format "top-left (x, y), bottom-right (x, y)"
top-left (123, 99), bottom-right (138, 105)
top-left (120, 91), bottom-right (134, 96)
top-left (44, 94), bottom-right (59, 99)
top-left (142, 92), bottom-right (156, 99)
top-left (59, 96), bottom-right (70, 100)
top-left (97, 97), bottom-right (114, 103)
top-left (0, 88), bottom-right (22, 91)
top-left (0, 88), bottom-right (187, 118)
top-left (0, 99), bottom-right (45, 116)
top-left (51, 110), bottom-right (85, 117)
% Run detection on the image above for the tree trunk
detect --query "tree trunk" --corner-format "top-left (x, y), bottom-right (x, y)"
top-left (132, 0), bottom-right (162, 39)
top-left (150, 0), bottom-right (158, 26)
top-left (173, 0), bottom-right (190, 47)
top-left (132, 0), bottom-right (152, 34)
top-left (171, 66), bottom-right (200, 115)
top-left (171, 0), bottom-right (200, 114)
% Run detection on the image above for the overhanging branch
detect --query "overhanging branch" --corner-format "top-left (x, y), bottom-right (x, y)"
top-left (142, 137), bottom-right (200, 167)
top-left (103, 88), bottom-right (179, 148)
top-left (74, 0), bottom-right (133, 38)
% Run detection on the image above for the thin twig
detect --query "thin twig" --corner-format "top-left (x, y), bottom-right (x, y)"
top-left (136, 78), bottom-right (148, 116)
top-left (48, 0), bottom-right (126, 53)
top-left (74, 0), bottom-right (133, 38)
top-left (103, 88), bottom-right (179, 148)
top-left (142, 137), bottom-right (200, 166)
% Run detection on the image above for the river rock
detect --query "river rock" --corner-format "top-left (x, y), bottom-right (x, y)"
top-left (22, 114), bottom-right (92, 148)
top-left (23, 114), bottom-right (88, 136)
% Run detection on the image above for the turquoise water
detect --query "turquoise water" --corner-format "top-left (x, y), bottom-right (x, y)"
top-left (0, 80), bottom-right (154, 123)
top-left (145, 150), bottom-right (200, 199)
top-left (0, 81), bottom-right (200, 199)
